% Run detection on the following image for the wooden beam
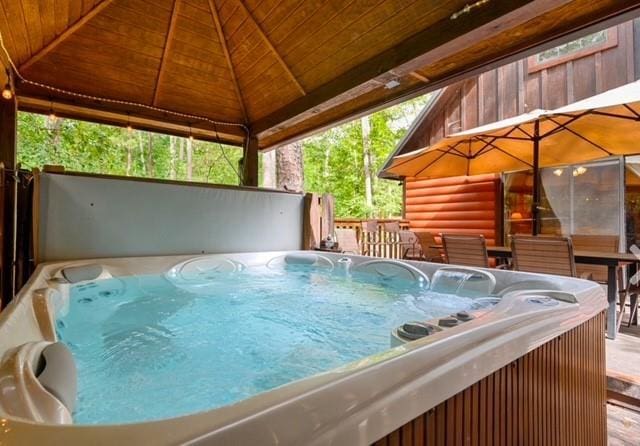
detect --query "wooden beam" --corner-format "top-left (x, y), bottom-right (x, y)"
top-left (152, 0), bottom-right (181, 106)
top-left (256, 0), bottom-right (640, 147)
top-left (251, 0), bottom-right (548, 135)
top-left (208, 0), bottom-right (248, 123)
top-left (241, 136), bottom-right (259, 186)
top-left (234, 0), bottom-right (306, 96)
top-left (410, 72), bottom-right (430, 83)
top-left (19, 0), bottom-right (115, 71)
top-left (18, 95), bottom-right (246, 146)
top-left (0, 94), bottom-right (16, 308)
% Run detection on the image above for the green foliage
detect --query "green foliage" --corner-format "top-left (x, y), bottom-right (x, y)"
top-left (17, 113), bottom-right (243, 185)
top-left (303, 94), bottom-right (430, 218)
top-left (16, 93), bottom-right (430, 218)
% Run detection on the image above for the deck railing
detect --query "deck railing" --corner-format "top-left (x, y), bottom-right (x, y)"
top-left (334, 218), bottom-right (410, 259)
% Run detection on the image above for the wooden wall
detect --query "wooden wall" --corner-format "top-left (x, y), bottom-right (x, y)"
top-left (405, 174), bottom-right (501, 245)
top-left (398, 20), bottom-right (640, 241)
top-left (372, 311), bottom-right (607, 446)
top-left (399, 20), bottom-right (640, 156)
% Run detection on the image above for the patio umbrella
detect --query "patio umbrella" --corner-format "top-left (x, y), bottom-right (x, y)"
top-left (381, 80), bottom-right (640, 234)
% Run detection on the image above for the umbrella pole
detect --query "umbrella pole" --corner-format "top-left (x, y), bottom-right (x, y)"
top-left (532, 120), bottom-right (540, 236)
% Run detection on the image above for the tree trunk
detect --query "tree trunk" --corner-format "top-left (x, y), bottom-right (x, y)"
top-left (262, 150), bottom-right (276, 188)
top-left (137, 133), bottom-right (146, 175)
top-left (126, 134), bottom-right (132, 176)
top-left (169, 135), bottom-right (177, 180)
top-left (146, 134), bottom-right (155, 177)
top-left (48, 116), bottom-right (63, 154)
top-left (323, 145), bottom-right (330, 179)
top-left (361, 115), bottom-right (374, 209)
top-left (186, 137), bottom-right (193, 180)
top-left (276, 141), bottom-right (303, 191)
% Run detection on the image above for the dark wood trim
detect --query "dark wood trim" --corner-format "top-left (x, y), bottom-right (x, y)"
top-left (527, 27), bottom-right (619, 73)
top-left (241, 136), bottom-right (259, 187)
top-left (372, 312), bottom-right (607, 446)
top-left (0, 96), bottom-right (17, 308)
top-left (17, 95), bottom-right (246, 146)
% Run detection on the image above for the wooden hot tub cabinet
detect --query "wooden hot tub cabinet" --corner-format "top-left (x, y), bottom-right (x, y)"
top-left (373, 312), bottom-right (606, 446)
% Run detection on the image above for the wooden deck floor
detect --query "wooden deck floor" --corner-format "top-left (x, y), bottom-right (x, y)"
top-left (607, 316), bottom-right (640, 445)
top-left (608, 403), bottom-right (640, 445)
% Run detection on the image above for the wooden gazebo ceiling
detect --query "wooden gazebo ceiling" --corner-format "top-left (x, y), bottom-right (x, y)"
top-left (1, 0), bottom-right (639, 148)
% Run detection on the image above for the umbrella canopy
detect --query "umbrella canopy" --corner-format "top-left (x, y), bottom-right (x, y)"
top-left (383, 80), bottom-right (640, 179)
top-left (382, 80), bottom-right (640, 234)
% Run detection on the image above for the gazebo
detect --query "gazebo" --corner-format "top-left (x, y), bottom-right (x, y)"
top-left (0, 1), bottom-right (639, 444)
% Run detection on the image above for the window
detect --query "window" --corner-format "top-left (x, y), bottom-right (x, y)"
top-left (527, 28), bottom-right (617, 73)
top-left (504, 158), bottom-right (624, 241)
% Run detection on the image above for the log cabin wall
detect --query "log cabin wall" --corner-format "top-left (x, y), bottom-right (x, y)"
top-left (397, 19), bottom-right (640, 241)
top-left (405, 175), bottom-right (501, 246)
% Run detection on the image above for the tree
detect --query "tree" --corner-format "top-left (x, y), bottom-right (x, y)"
top-left (16, 92), bottom-right (430, 218)
top-left (361, 115), bottom-right (374, 212)
top-left (276, 142), bottom-right (304, 191)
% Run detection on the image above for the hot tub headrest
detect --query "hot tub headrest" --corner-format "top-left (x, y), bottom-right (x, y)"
top-left (37, 342), bottom-right (77, 413)
top-left (61, 264), bottom-right (104, 283)
top-left (284, 253), bottom-right (321, 265)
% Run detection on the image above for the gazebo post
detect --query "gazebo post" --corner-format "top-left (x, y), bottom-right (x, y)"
top-left (0, 92), bottom-right (16, 307)
top-left (242, 135), bottom-right (259, 187)
top-left (532, 120), bottom-right (541, 236)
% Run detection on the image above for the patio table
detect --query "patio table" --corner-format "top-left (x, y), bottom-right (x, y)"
top-left (487, 246), bottom-right (639, 340)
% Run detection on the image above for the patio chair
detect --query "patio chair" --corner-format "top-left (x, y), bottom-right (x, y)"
top-left (398, 230), bottom-right (421, 260)
top-left (571, 234), bottom-right (619, 282)
top-left (361, 220), bottom-right (381, 256)
top-left (442, 234), bottom-right (489, 268)
top-left (334, 228), bottom-right (360, 255)
top-left (571, 235), bottom-right (631, 328)
top-left (415, 231), bottom-right (444, 263)
top-left (511, 235), bottom-right (586, 278)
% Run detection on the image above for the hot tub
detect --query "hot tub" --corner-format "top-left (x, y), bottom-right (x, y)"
top-left (0, 251), bottom-right (607, 445)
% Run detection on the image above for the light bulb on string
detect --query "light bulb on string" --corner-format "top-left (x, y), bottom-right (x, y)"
top-left (1, 82), bottom-right (12, 100)
top-left (2, 69), bottom-right (12, 100)
top-left (48, 100), bottom-right (57, 123)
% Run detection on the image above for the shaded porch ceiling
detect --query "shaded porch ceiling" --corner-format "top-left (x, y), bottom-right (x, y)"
top-left (1, 0), bottom-right (640, 148)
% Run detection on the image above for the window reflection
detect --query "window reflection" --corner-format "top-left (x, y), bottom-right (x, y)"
top-left (504, 159), bottom-right (622, 243)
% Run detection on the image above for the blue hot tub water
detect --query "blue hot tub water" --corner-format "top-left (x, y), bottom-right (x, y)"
top-left (56, 264), bottom-right (478, 424)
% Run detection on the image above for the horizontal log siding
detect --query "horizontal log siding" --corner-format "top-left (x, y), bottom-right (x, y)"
top-left (405, 174), bottom-right (500, 245)
top-left (372, 311), bottom-right (607, 446)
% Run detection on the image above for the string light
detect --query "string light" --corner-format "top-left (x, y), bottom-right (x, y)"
top-left (48, 101), bottom-right (57, 123)
top-left (1, 83), bottom-right (12, 100)
top-left (126, 113), bottom-right (133, 133)
top-left (0, 29), bottom-right (248, 136)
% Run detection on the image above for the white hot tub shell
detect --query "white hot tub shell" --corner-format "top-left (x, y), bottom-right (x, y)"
top-left (0, 251), bottom-right (607, 445)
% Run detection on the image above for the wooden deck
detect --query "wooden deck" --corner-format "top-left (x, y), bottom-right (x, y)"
top-left (607, 318), bottom-right (640, 445)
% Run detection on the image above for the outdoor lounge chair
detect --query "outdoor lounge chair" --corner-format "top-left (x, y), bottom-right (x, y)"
top-left (415, 231), bottom-right (444, 263)
top-left (398, 230), bottom-right (421, 260)
top-left (334, 228), bottom-right (360, 255)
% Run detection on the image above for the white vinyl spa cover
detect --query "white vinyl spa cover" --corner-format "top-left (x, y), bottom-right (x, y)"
top-left (37, 173), bottom-right (304, 261)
